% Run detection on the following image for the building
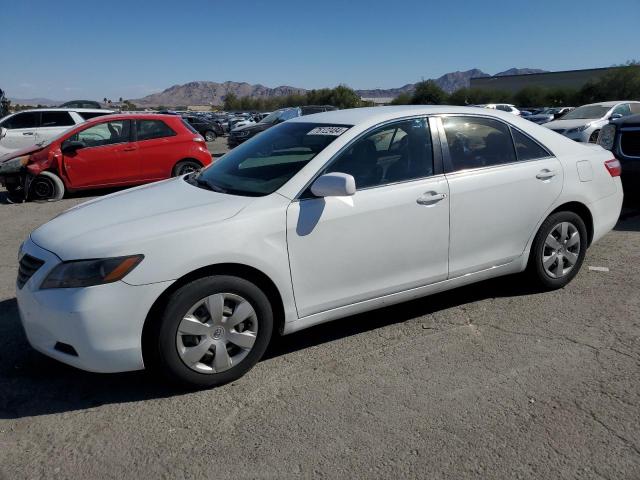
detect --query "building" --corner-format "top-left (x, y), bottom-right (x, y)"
top-left (360, 97), bottom-right (396, 105)
top-left (470, 67), bottom-right (623, 93)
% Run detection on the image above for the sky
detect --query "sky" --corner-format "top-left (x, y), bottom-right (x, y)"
top-left (2, 0), bottom-right (639, 101)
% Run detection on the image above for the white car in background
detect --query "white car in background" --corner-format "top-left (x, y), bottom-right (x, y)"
top-left (16, 106), bottom-right (622, 387)
top-left (477, 103), bottom-right (521, 115)
top-left (0, 108), bottom-right (112, 155)
top-left (543, 101), bottom-right (640, 143)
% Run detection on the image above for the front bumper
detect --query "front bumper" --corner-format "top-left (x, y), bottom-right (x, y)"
top-left (16, 237), bottom-right (173, 373)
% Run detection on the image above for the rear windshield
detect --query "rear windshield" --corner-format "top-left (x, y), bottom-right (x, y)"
top-left (191, 122), bottom-right (351, 196)
top-left (78, 111), bottom-right (111, 121)
top-left (182, 119), bottom-right (199, 134)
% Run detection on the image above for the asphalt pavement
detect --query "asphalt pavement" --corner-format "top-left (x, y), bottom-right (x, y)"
top-left (0, 185), bottom-right (638, 479)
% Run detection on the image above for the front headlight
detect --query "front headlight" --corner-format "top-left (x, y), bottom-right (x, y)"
top-left (41, 255), bottom-right (144, 289)
top-left (0, 155), bottom-right (30, 174)
top-left (597, 124), bottom-right (616, 150)
top-left (567, 124), bottom-right (591, 134)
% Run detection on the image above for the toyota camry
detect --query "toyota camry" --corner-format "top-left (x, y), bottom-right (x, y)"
top-left (16, 106), bottom-right (623, 387)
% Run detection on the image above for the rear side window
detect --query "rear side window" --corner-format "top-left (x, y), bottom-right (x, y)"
top-left (78, 111), bottom-right (111, 121)
top-left (3, 112), bottom-right (40, 129)
top-left (442, 116), bottom-right (516, 171)
top-left (41, 111), bottom-right (75, 127)
top-left (136, 120), bottom-right (176, 141)
top-left (511, 129), bottom-right (550, 161)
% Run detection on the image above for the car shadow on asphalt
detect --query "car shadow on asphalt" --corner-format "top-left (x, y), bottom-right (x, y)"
top-left (0, 274), bottom-right (544, 419)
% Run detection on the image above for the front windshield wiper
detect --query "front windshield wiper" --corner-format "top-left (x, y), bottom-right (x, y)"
top-left (194, 175), bottom-right (227, 193)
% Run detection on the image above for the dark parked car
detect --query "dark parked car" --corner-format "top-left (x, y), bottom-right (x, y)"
top-left (527, 107), bottom-right (574, 125)
top-left (598, 113), bottom-right (640, 197)
top-left (182, 115), bottom-right (224, 141)
top-left (227, 105), bottom-right (337, 148)
top-left (59, 100), bottom-right (103, 109)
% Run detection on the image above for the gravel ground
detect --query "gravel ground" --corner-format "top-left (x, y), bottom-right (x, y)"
top-left (0, 185), bottom-right (638, 479)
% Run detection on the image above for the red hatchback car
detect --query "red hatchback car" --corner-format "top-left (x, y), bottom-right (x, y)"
top-left (0, 114), bottom-right (212, 201)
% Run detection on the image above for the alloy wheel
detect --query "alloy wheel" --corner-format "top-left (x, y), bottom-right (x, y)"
top-left (176, 293), bottom-right (258, 374)
top-left (542, 221), bottom-right (581, 279)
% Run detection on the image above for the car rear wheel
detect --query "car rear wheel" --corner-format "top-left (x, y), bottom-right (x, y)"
top-left (29, 171), bottom-right (65, 202)
top-left (154, 275), bottom-right (273, 388)
top-left (204, 130), bottom-right (216, 142)
top-left (589, 130), bottom-right (600, 143)
top-left (172, 160), bottom-right (202, 177)
top-left (528, 211), bottom-right (587, 289)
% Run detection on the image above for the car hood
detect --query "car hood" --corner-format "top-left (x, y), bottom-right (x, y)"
top-left (0, 144), bottom-right (44, 163)
top-left (31, 176), bottom-right (254, 261)
top-left (543, 118), bottom-right (603, 130)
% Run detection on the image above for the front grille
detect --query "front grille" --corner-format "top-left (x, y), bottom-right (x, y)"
top-left (621, 131), bottom-right (640, 157)
top-left (17, 254), bottom-right (45, 289)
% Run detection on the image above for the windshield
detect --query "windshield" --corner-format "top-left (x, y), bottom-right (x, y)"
top-left (259, 108), bottom-right (299, 124)
top-left (192, 122), bottom-right (351, 196)
top-left (561, 105), bottom-right (610, 120)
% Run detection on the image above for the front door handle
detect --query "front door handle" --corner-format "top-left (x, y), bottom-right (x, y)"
top-left (417, 192), bottom-right (447, 205)
top-left (122, 146), bottom-right (137, 152)
top-left (536, 169), bottom-right (557, 180)
top-left (22, 132), bottom-right (35, 136)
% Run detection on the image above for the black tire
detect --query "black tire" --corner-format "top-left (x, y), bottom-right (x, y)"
top-left (29, 171), bottom-right (65, 201)
top-left (153, 275), bottom-right (273, 388)
top-left (172, 160), bottom-right (202, 177)
top-left (589, 130), bottom-right (600, 143)
top-left (528, 211), bottom-right (588, 290)
top-left (5, 182), bottom-right (26, 203)
top-left (204, 130), bottom-right (216, 142)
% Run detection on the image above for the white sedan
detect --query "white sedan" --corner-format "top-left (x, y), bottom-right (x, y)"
top-left (16, 106), bottom-right (623, 387)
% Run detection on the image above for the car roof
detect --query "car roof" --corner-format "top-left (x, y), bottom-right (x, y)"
top-left (582, 100), bottom-right (640, 107)
top-left (82, 113), bottom-right (181, 124)
top-left (288, 105), bottom-right (518, 126)
top-left (9, 108), bottom-right (112, 114)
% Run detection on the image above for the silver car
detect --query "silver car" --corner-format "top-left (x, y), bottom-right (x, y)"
top-left (543, 101), bottom-right (640, 142)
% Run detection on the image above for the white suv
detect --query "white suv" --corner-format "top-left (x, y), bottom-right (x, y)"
top-left (0, 108), bottom-right (113, 155)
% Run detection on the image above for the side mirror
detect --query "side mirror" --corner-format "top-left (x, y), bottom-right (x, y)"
top-left (310, 173), bottom-right (356, 197)
top-left (0, 127), bottom-right (6, 140)
top-left (61, 140), bottom-right (86, 154)
top-left (610, 113), bottom-right (623, 120)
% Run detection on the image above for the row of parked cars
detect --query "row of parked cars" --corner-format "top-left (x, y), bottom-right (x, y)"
top-left (0, 104), bottom-right (338, 202)
top-left (0, 98), bottom-right (637, 202)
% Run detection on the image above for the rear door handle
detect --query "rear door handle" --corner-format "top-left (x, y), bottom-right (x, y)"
top-left (123, 146), bottom-right (137, 152)
top-left (417, 192), bottom-right (447, 205)
top-left (22, 132), bottom-right (35, 136)
top-left (536, 169), bottom-right (557, 180)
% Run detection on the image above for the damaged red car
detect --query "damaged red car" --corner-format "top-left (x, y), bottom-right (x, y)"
top-left (0, 114), bottom-right (213, 202)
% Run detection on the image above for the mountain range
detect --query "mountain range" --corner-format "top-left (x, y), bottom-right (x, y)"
top-left (130, 68), bottom-right (547, 105)
top-left (8, 68), bottom-right (548, 107)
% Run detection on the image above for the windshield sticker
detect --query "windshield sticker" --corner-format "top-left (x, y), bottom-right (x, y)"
top-left (307, 126), bottom-right (349, 136)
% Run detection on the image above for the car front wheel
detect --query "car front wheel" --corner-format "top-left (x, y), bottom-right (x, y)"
top-left (154, 275), bottom-right (273, 388)
top-left (528, 211), bottom-right (587, 289)
top-left (29, 171), bottom-right (65, 202)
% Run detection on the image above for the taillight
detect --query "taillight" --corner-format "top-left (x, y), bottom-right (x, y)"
top-left (604, 158), bottom-right (621, 177)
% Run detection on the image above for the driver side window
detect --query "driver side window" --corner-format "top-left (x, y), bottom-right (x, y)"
top-left (324, 118), bottom-right (433, 190)
top-left (71, 120), bottom-right (131, 147)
